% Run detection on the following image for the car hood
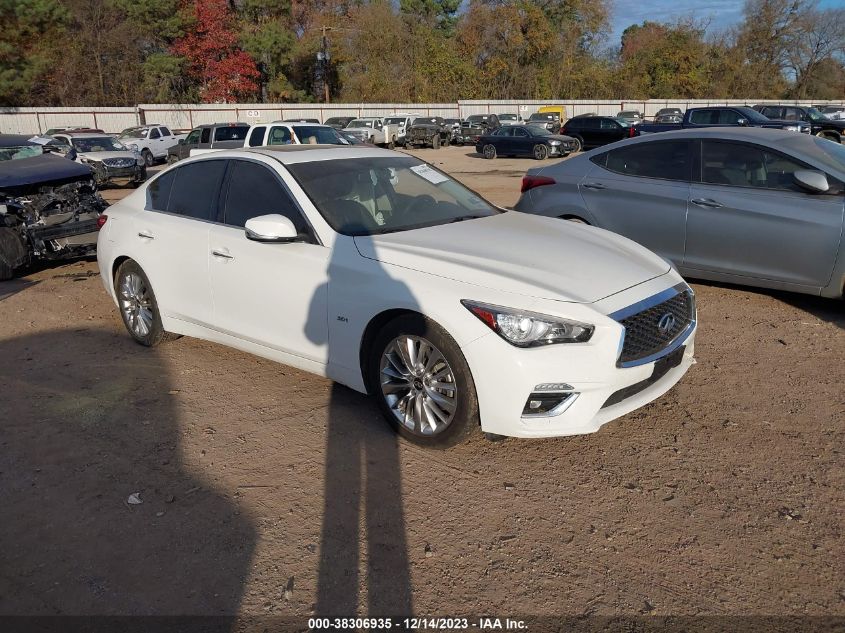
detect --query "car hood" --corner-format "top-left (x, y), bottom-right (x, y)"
top-left (344, 127), bottom-right (374, 133)
top-left (78, 150), bottom-right (137, 161)
top-left (353, 212), bottom-right (670, 304)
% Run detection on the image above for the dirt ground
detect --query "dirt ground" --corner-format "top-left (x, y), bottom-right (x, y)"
top-left (1, 145), bottom-right (843, 629)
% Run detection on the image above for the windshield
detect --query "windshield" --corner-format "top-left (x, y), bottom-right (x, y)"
top-left (528, 113), bottom-right (556, 121)
top-left (287, 156), bottom-right (501, 236)
top-left (736, 107), bottom-right (772, 123)
top-left (72, 137), bottom-right (127, 152)
top-left (807, 107), bottom-right (828, 121)
top-left (412, 118), bottom-right (439, 125)
top-left (445, 119), bottom-right (460, 124)
top-left (384, 117), bottom-right (406, 125)
top-left (0, 145), bottom-right (42, 161)
top-left (499, 114), bottom-right (517, 120)
top-left (619, 111), bottom-right (640, 118)
top-left (348, 120), bottom-right (374, 128)
top-left (292, 126), bottom-right (349, 145)
top-left (120, 128), bottom-right (148, 139)
top-left (467, 115), bottom-right (489, 122)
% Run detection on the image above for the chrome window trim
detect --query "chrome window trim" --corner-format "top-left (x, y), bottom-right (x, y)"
top-left (609, 283), bottom-right (696, 368)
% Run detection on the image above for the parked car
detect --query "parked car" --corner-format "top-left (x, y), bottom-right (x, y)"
top-left (642, 106), bottom-right (811, 134)
top-left (533, 105), bottom-right (567, 130)
top-left (654, 108), bottom-right (683, 120)
top-left (97, 145), bottom-right (696, 444)
top-left (283, 118), bottom-right (321, 123)
top-left (571, 112), bottom-right (598, 118)
top-left (752, 104), bottom-right (845, 143)
top-left (166, 123), bottom-right (250, 163)
top-left (384, 113), bottom-right (421, 145)
top-left (475, 125), bottom-right (577, 160)
top-left (0, 146), bottom-right (106, 280)
top-left (560, 116), bottom-right (639, 151)
top-left (44, 126), bottom-right (104, 136)
top-left (0, 134), bottom-right (68, 161)
top-left (324, 116), bottom-right (356, 130)
top-left (514, 127), bottom-right (845, 298)
top-left (444, 118), bottom-right (462, 143)
top-left (817, 105), bottom-right (845, 120)
top-left (342, 118), bottom-right (399, 148)
top-left (243, 122), bottom-right (350, 148)
top-left (526, 111), bottom-right (562, 133)
top-left (338, 131), bottom-right (368, 145)
top-left (655, 113), bottom-right (683, 124)
top-left (118, 125), bottom-right (187, 167)
top-left (53, 132), bottom-right (146, 188)
top-left (617, 111), bottom-right (643, 126)
top-left (457, 114), bottom-right (500, 145)
top-left (498, 113), bottom-right (523, 126)
top-left (404, 117), bottom-right (450, 149)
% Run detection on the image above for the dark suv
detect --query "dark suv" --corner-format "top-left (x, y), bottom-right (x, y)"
top-left (559, 116), bottom-right (638, 151)
top-left (753, 104), bottom-right (845, 143)
top-left (167, 123), bottom-right (249, 162)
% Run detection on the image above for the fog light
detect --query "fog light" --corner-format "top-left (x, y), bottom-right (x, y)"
top-left (521, 391), bottom-right (579, 417)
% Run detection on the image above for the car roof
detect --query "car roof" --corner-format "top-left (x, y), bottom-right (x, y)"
top-left (197, 122), bottom-right (247, 128)
top-left (60, 132), bottom-right (115, 138)
top-left (177, 144), bottom-right (397, 166)
top-left (0, 134), bottom-right (43, 147)
top-left (636, 127), bottom-right (800, 142)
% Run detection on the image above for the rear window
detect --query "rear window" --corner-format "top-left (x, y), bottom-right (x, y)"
top-left (214, 126), bottom-right (248, 142)
top-left (292, 126), bottom-right (347, 145)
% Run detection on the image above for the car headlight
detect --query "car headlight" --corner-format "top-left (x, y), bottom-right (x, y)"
top-left (128, 143), bottom-right (139, 151)
top-left (462, 300), bottom-right (594, 347)
top-left (549, 140), bottom-right (561, 146)
top-left (784, 125), bottom-right (800, 132)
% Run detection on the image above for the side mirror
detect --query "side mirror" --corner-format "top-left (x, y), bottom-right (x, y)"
top-left (793, 170), bottom-right (830, 194)
top-left (737, 118), bottom-right (748, 126)
top-left (245, 214), bottom-right (300, 243)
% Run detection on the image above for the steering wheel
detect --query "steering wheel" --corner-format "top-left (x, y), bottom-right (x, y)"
top-left (405, 195), bottom-right (437, 217)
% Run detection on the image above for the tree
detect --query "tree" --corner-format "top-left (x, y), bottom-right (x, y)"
top-left (400, 0), bottom-right (461, 33)
top-left (238, 0), bottom-right (300, 102)
top-left (171, 0), bottom-right (260, 103)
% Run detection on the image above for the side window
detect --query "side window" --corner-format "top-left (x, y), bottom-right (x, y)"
top-left (161, 127), bottom-right (171, 136)
top-left (200, 128), bottom-right (211, 144)
top-left (600, 119), bottom-right (619, 129)
top-left (248, 126), bottom-right (267, 147)
top-left (149, 128), bottom-right (161, 139)
top-left (224, 161), bottom-right (308, 233)
top-left (783, 108), bottom-right (800, 121)
top-left (701, 141), bottom-right (811, 191)
top-left (689, 110), bottom-right (716, 125)
top-left (167, 160), bottom-right (226, 220)
top-left (268, 126), bottom-right (292, 145)
top-left (513, 128), bottom-right (528, 137)
top-left (718, 110), bottom-right (743, 124)
top-left (185, 130), bottom-right (200, 145)
top-left (493, 127), bottom-right (511, 136)
top-left (605, 141), bottom-right (689, 181)
top-left (583, 118), bottom-right (601, 129)
top-left (147, 170), bottom-right (175, 211)
top-left (760, 107), bottom-right (778, 119)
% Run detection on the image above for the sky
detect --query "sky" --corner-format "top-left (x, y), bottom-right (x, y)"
top-left (608, 0), bottom-right (842, 46)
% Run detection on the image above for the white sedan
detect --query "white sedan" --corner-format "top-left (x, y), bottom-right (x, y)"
top-left (96, 146), bottom-right (697, 445)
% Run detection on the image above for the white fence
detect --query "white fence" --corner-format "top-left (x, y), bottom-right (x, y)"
top-left (3, 99), bottom-right (844, 135)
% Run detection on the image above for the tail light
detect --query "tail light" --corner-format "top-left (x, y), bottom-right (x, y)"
top-left (96, 215), bottom-right (108, 229)
top-left (561, 127), bottom-right (568, 135)
top-left (521, 175), bottom-right (556, 193)
top-left (628, 126), bottom-right (636, 137)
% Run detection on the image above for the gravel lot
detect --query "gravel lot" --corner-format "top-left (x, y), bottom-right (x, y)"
top-left (1, 145), bottom-right (843, 626)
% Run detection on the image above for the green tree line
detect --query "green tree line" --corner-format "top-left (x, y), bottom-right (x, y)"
top-left (1, 0), bottom-right (843, 106)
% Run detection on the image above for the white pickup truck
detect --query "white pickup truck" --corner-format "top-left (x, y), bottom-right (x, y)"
top-left (117, 125), bottom-right (187, 166)
top-left (342, 117), bottom-right (399, 147)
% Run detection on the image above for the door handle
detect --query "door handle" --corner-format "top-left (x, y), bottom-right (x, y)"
top-left (211, 248), bottom-right (234, 260)
top-left (691, 198), bottom-right (724, 208)
top-left (137, 231), bottom-right (154, 240)
top-left (582, 182), bottom-right (606, 190)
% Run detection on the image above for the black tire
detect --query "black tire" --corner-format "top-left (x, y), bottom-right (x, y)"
top-left (114, 259), bottom-right (177, 347)
top-left (432, 135), bottom-right (441, 149)
top-left (482, 144), bottom-right (496, 159)
top-left (167, 154), bottom-right (178, 165)
top-left (388, 137), bottom-right (395, 150)
top-left (141, 149), bottom-right (154, 167)
top-left (368, 314), bottom-right (479, 447)
top-left (533, 144), bottom-right (549, 160)
top-left (572, 136), bottom-right (584, 152)
top-left (0, 227), bottom-right (28, 281)
top-left (405, 142), bottom-right (413, 150)
top-left (563, 215), bottom-right (589, 225)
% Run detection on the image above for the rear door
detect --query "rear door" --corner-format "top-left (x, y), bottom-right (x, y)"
top-left (208, 158), bottom-right (330, 362)
top-left (511, 127), bottom-right (531, 155)
top-left (578, 139), bottom-right (691, 265)
top-left (131, 160), bottom-right (226, 325)
top-left (685, 139), bottom-right (843, 288)
top-left (148, 127), bottom-right (167, 158)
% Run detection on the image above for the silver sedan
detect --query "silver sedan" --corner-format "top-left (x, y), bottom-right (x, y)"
top-left (514, 127), bottom-right (845, 299)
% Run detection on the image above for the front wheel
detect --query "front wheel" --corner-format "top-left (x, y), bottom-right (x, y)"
top-left (388, 137), bottom-right (395, 150)
top-left (572, 136), bottom-right (583, 152)
top-left (369, 315), bottom-right (479, 446)
top-left (483, 144), bottom-right (496, 159)
top-left (533, 144), bottom-right (549, 160)
top-left (141, 149), bottom-right (154, 167)
top-left (115, 260), bottom-right (174, 347)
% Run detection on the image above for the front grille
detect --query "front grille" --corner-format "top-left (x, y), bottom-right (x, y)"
top-left (616, 289), bottom-right (694, 365)
top-left (103, 158), bottom-right (136, 168)
top-left (410, 128), bottom-right (429, 140)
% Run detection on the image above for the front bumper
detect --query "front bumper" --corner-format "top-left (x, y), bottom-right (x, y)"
top-left (463, 279), bottom-right (697, 438)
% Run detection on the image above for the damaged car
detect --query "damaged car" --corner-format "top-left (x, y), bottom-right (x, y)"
top-left (405, 116), bottom-right (450, 149)
top-left (52, 132), bottom-right (146, 188)
top-left (0, 141), bottom-right (106, 280)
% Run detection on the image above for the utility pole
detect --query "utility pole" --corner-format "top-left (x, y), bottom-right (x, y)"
top-left (316, 26), bottom-right (331, 103)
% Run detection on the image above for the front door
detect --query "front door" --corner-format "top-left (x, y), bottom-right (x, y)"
top-left (208, 158), bottom-right (330, 363)
top-left (685, 140), bottom-right (843, 288)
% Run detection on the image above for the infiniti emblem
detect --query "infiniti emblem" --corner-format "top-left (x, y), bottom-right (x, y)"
top-left (657, 312), bottom-right (676, 336)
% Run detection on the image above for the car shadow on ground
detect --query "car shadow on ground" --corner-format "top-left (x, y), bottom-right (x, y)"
top-left (0, 328), bottom-right (256, 625)
top-left (0, 278), bottom-right (40, 302)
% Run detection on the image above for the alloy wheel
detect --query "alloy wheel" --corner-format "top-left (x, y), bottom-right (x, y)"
top-left (379, 335), bottom-right (457, 437)
top-left (119, 271), bottom-right (154, 338)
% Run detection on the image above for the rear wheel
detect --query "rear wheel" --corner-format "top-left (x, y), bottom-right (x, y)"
top-left (572, 136), bottom-right (583, 152)
top-left (369, 315), bottom-right (479, 446)
top-left (115, 260), bottom-right (175, 347)
top-left (483, 144), bottom-right (496, 159)
top-left (533, 144), bottom-right (549, 160)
